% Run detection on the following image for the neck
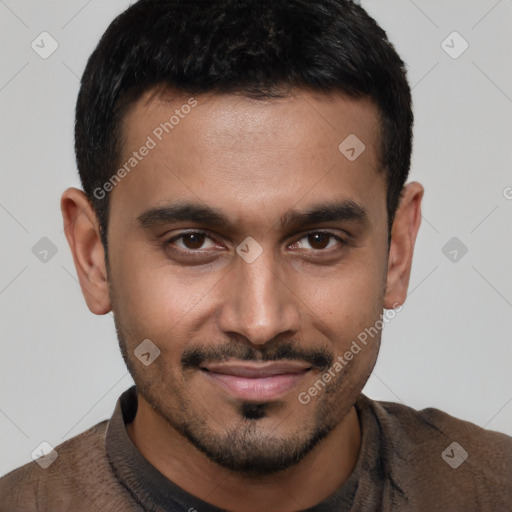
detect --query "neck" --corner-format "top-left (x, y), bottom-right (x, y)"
top-left (127, 395), bottom-right (361, 512)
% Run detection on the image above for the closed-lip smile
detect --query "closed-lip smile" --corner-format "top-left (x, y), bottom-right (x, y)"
top-left (201, 361), bottom-right (312, 401)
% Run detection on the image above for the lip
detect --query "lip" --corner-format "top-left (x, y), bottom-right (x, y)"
top-left (201, 361), bottom-right (312, 401)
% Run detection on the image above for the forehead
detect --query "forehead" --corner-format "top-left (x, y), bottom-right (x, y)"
top-left (124, 87), bottom-right (381, 156)
top-left (110, 88), bottom-right (386, 231)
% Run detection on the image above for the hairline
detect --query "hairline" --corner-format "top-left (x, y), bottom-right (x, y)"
top-left (98, 84), bottom-right (390, 251)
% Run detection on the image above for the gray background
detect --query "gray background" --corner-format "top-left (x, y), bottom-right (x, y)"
top-left (1, 0), bottom-right (511, 475)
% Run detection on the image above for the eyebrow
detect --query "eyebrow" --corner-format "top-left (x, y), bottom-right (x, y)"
top-left (136, 200), bottom-right (368, 232)
top-left (279, 201), bottom-right (368, 231)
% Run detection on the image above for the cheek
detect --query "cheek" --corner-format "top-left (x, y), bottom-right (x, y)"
top-left (109, 251), bottom-right (219, 348)
top-left (306, 255), bottom-right (386, 329)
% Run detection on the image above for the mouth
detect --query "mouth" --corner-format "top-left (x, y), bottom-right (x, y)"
top-left (200, 361), bottom-right (312, 402)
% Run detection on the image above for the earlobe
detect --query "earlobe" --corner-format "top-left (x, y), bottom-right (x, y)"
top-left (60, 187), bottom-right (112, 315)
top-left (383, 182), bottom-right (424, 309)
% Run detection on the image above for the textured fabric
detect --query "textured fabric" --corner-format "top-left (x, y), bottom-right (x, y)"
top-left (1, 386), bottom-right (511, 511)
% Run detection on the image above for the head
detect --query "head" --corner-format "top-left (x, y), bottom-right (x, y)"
top-left (62, 0), bottom-right (423, 475)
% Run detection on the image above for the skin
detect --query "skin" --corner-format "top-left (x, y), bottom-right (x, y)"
top-left (61, 89), bottom-right (423, 512)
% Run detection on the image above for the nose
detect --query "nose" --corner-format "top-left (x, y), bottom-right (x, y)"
top-left (217, 249), bottom-right (301, 346)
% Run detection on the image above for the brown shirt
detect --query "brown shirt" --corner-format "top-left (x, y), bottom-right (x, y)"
top-left (0, 386), bottom-right (511, 511)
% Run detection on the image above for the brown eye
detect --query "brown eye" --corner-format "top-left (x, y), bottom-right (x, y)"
top-left (167, 231), bottom-right (217, 252)
top-left (164, 230), bottom-right (224, 261)
top-left (307, 233), bottom-right (331, 250)
top-left (181, 233), bottom-right (206, 249)
top-left (290, 231), bottom-right (344, 252)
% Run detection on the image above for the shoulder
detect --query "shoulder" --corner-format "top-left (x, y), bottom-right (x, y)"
top-left (372, 397), bottom-right (512, 460)
top-left (0, 420), bottom-right (137, 512)
top-left (359, 395), bottom-right (512, 510)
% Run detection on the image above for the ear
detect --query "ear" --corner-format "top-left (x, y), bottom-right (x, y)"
top-left (383, 182), bottom-right (424, 309)
top-left (60, 188), bottom-right (111, 315)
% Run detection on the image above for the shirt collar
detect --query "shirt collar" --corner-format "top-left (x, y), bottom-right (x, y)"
top-left (105, 385), bottom-right (387, 511)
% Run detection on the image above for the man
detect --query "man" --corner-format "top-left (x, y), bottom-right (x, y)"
top-left (1, 0), bottom-right (510, 510)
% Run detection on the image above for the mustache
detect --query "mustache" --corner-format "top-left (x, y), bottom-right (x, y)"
top-left (181, 342), bottom-right (333, 371)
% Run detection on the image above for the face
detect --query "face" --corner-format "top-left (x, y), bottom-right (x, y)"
top-left (106, 89), bottom-right (390, 474)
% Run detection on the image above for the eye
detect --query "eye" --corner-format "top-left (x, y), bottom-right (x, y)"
top-left (290, 232), bottom-right (345, 251)
top-left (167, 231), bottom-right (218, 251)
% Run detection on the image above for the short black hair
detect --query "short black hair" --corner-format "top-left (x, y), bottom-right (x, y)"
top-left (75, 0), bottom-right (413, 250)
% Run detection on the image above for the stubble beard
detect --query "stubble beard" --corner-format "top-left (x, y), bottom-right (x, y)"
top-left (111, 300), bottom-right (378, 477)
top-left (114, 327), bottom-right (355, 476)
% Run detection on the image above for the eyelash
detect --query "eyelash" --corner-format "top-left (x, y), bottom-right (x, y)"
top-left (164, 230), bottom-right (348, 255)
